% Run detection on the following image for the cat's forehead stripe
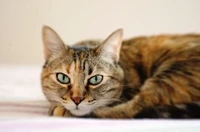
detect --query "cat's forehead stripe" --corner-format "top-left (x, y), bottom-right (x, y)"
top-left (67, 51), bottom-right (88, 74)
top-left (66, 63), bottom-right (71, 74)
top-left (69, 61), bottom-right (75, 74)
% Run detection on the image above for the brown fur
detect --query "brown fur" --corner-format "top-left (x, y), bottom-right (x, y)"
top-left (95, 34), bottom-right (200, 118)
top-left (41, 26), bottom-right (200, 118)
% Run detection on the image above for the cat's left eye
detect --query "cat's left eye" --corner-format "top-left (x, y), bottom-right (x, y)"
top-left (88, 75), bottom-right (103, 85)
top-left (56, 73), bottom-right (70, 84)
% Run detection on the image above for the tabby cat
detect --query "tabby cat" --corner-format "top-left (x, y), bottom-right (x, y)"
top-left (41, 26), bottom-right (200, 119)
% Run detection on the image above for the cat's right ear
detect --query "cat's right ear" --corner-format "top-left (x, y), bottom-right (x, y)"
top-left (42, 26), bottom-right (67, 60)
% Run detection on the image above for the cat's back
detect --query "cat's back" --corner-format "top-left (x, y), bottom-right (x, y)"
top-left (121, 34), bottom-right (200, 60)
top-left (120, 34), bottom-right (200, 86)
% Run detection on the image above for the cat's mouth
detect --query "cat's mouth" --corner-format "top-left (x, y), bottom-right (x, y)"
top-left (75, 106), bottom-right (79, 110)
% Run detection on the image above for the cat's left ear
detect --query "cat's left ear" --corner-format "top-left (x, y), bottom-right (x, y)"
top-left (96, 29), bottom-right (123, 63)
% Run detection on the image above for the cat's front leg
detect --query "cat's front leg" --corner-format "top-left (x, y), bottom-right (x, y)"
top-left (48, 104), bottom-right (74, 117)
top-left (88, 95), bottom-right (147, 119)
top-left (91, 101), bottom-right (140, 119)
top-left (91, 107), bottom-right (130, 119)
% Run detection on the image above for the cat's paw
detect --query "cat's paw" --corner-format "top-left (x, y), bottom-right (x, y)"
top-left (48, 104), bottom-right (74, 117)
top-left (48, 104), bottom-right (58, 116)
top-left (48, 104), bottom-right (65, 116)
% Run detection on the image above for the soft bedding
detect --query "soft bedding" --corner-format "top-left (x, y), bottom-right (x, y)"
top-left (0, 65), bottom-right (199, 132)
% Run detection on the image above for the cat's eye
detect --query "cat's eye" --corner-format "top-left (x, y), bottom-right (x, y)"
top-left (56, 73), bottom-right (70, 84)
top-left (88, 75), bottom-right (103, 85)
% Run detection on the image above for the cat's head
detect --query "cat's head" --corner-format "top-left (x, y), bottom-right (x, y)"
top-left (41, 26), bottom-right (124, 116)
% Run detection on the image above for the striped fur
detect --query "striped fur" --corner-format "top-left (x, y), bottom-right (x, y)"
top-left (41, 26), bottom-right (200, 118)
top-left (134, 102), bottom-right (200, 119)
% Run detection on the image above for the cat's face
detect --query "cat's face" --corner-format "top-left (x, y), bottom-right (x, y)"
top-left (41, 26), bottom-right (124, 116)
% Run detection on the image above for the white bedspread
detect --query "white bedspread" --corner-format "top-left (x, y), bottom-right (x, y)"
top-left (0, 65), bottom-right (199, 132)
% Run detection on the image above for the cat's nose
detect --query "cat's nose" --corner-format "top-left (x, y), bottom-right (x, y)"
top-left (71, 96), bottom-right (85, 106)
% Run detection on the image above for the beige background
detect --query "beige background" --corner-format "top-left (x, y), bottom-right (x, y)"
top-left (0, 0), bottom-right (200, 65)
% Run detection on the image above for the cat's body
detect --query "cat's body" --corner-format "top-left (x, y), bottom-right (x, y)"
top-left (41, 26), bottom-right (200, 118)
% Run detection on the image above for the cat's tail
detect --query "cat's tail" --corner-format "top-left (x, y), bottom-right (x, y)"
top-left (134, 102), bottom-right (200, 119)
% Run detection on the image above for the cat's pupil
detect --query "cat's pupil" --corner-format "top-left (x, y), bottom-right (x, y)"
top-left (94, 76), bottom-right (98, 82)
top-left (62, 75), bottom-right (65, 81)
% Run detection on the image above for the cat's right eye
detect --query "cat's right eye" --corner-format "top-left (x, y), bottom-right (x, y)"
top-left (56, 73), bottom-right (70, 84)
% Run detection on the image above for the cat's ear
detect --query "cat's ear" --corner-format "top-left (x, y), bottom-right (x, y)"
top-left (96, 29), bottom-right (123, 63)
top-left (42, 25), bottom-right (67, 60)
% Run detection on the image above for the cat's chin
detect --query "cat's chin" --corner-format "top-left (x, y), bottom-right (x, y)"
top-left (63, 104), bottom-right (92, 116)
top-left (70, 109), bottom-right (91, 116)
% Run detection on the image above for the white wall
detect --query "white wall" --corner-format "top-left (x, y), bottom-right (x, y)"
top-left (0, 0), bottom-right (200, 65)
